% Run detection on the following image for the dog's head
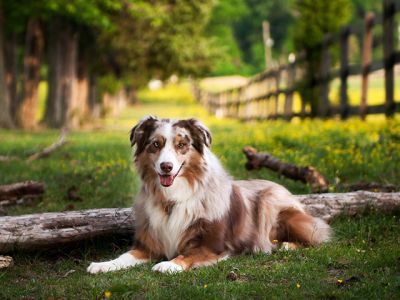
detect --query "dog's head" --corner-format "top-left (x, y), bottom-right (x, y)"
top-left (130, 116), bottom-right (211, 188)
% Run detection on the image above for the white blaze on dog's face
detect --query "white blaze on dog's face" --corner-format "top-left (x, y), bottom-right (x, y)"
top-left (130, 116), bottom-right (212, 188)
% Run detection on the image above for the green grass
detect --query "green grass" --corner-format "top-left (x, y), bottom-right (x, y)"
top-left (1, 83), bottom-right (400, 299)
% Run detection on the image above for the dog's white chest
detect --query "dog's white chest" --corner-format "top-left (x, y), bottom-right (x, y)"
top-left (145, 201), bottom-right (194, 259)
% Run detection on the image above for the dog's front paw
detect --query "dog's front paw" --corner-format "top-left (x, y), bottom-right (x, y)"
top-left (87, 261), bottom-right (119, 274)
top-left (152, 261), bottom-right (184, 274)
top-left (87, 252), bottom-right (144, 274)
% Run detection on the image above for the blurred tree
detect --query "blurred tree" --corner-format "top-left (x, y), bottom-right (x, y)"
top-left (293, 0), bottom-right (352, 117)
top-left (43, 0), bottom-right (119, 128)
top-left (205, 0), bottom-right (250, 75)
top-left (2, 1), bottom-right (48, 128)
top-left (18, 18), bottom-right (44, 128)
top-left (0, 2), bottom-right (14, 128)
top-left (0, 0), bottom-right (215, 128)
top-left (234, 0), bottom-right (295, 73)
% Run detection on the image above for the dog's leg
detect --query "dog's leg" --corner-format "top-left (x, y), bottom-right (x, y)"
top-left (87, 249), bottom-right (150, 274)
top-left (277, 208), bottom-right (331, 246)
top-left (152, 247), bottom-right (228, 274)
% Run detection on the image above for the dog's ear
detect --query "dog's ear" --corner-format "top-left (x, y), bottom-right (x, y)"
top-left (130, 116), bottom-right (158, 153)
top-left (188, 118), bottom-right (212, 147)
top-left (174, 118), bottom-right (212, 153)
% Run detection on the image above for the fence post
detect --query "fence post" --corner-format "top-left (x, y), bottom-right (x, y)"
top-left (339, 26), bottom-right (350, 119)
top-left (360, 12), bottom-right (375, 120)
top-left (284, 63), bottom-right (295, 120)
top-left (319, 36), bottom-right (331, 118)
top-left (274, 68), bottom-right (281, 118)
top-left (236, 87), bottom-right (242, 119)
top-left (383, 0), bottom-right (396, 117)
top-left (244, 86), bottom-right (251, 121)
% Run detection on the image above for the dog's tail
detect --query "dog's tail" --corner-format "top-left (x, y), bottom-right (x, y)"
top-left (277, 208), bottom-right (331, 246)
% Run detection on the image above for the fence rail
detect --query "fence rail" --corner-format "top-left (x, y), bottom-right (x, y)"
top-left (195, 0), bottom-right (400, 121)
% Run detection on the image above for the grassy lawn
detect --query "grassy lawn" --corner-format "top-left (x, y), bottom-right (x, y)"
top-left (0, 83), bottom-right (399, 299)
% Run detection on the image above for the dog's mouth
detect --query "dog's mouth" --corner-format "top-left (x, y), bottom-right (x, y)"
top-left (159, 163), bottom-right (184, 187)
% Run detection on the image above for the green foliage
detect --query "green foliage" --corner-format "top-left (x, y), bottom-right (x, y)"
top-left (91, 0), bottom-right (215, 86)
top-left (98, 74), bottom-right (123, 96)
top-left (205, 0), bottom-right (295, 76)
top-left (235, 0), bottom-right (295, 71)
top-left (2, 0), bottom-right (216, 94)
top-left (205, 0), bottom-right (251, 76)
top-left (294, 0), bottom-right (352, 50)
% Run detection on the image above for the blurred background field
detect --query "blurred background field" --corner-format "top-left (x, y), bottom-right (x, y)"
top-left (1, 84), bottom-right (400, 299)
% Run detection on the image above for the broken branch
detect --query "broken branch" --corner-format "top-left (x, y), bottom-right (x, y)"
top-left (26, 129), bottom-right (68, 161)
top-left (243, 146), bottom-right (329, 192)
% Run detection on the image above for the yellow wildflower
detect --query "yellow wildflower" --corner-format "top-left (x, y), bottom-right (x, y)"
top-left (204, 284), bottom-right (208, 288)
top-left (296, 283), bottom-right (301, 288)
top-left (104, 291), bottom-right (112, 299)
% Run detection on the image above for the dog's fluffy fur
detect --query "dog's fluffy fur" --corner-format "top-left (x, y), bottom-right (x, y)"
top-left (87, 116), bottom-right (331, 274)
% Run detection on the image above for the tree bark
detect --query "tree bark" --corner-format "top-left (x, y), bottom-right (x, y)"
top-left (17, 18), bottom-right (44, 129)
top-left (88, 74), bottom-right (100, 118)
top-left (243, 146), bottom-right (329, 193)
top-left (0, 208), bottom-right (134, 252)
top-left (44, 19), bottom-right (78, 128)
top-left (4, 32), bottom-right (18, 120)
top-left (0, 191), bottom-right (399, 252)
top-left (72, 55), bottom-right (89, 127)
top-left (0, 5), bottom-right (14, 128)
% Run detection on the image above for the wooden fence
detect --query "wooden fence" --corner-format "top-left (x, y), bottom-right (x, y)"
top-left (195, 0), bottom-right (400, 121)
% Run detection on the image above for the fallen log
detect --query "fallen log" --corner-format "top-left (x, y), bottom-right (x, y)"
top-left (243, 146), bottom-right (329, 193)
top-left (0, 181), bottom-right (45, 207)
top-left (0, 191), bottom-right (399, 253)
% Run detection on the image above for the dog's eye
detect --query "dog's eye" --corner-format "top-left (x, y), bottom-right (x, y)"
top-left (153, 141), bottom-right (160, 148)
top-left (177, 143), bottom-right (185, 149)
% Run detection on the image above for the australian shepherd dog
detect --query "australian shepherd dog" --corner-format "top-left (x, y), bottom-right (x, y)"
top-left (87, 116), bottom-right (331, 274)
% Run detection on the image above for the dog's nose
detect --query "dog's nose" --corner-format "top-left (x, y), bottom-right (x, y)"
top-left (160, 162), bottom-right (173, 173)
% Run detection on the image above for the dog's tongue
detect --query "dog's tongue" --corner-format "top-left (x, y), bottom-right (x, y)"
top-left (160, 175), bottom-right (175, 187)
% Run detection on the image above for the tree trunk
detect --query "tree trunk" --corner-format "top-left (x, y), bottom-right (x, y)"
top-left (17, 18), bottom-right (44, 129)
top-left (102, 88), bottom-right (127, 117)
top-left (73, 55), bottom-right (89, 127)
top-left (4, 32), bottom-right (18, 120)
top-left (88, 74), bottom-right (100, 118)
top-left (0, 5), bottom-right (14, 128)
top-left (126, 86), bottom-right (138, 104)
top-left (44, 19), bottom-right (78, 128)
top-left (0, 191), bottom-right (399, 252)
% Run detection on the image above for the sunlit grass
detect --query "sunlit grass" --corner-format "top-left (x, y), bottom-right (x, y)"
top-left (0, 82), bottom-right (399, 299)
top-left (37, 81), bottom-right (48, 121)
